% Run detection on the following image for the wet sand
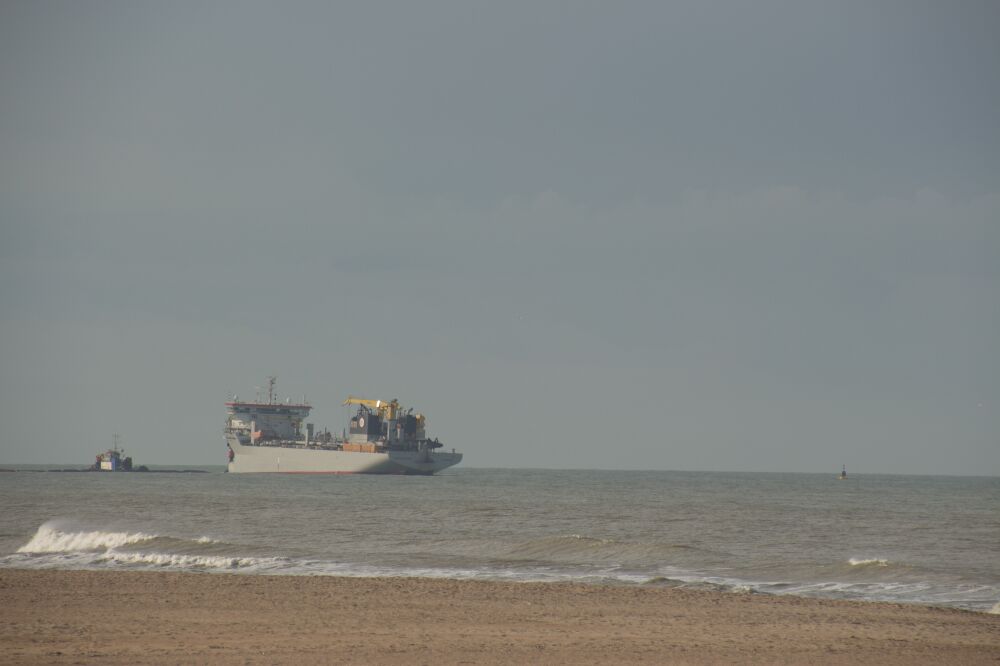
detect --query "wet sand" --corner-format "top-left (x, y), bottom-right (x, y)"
top-left (1, 569), bottom-right (997, 664)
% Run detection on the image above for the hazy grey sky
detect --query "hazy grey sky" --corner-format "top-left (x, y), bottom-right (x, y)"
top-left (1, 1), bottom-right (997, 473)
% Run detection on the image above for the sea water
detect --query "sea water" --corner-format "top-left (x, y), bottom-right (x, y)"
top-left (1, 468), bottom-right (997, 612)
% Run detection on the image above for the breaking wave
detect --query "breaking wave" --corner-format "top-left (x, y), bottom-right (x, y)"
top-left (18, 522), bottom-right (156, 553)
top-left (7, 522), bottom-right (274, 573)
top-left (849, 557), bottom-right (890, 567)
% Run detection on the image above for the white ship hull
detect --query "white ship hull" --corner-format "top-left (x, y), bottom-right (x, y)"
top-left (226, 434), bottom-right (462, 475)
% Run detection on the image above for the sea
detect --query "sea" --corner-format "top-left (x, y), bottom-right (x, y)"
top-left (2, 467), bottom-right (998, 613)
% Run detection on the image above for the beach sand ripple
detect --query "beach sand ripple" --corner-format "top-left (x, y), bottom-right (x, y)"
top-left (1, 569), bottom-right (998, 664)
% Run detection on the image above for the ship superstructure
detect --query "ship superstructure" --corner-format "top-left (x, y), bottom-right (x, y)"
top-left (224, 378), bottom-right (461, 475)
top-left (225, 378), bottom-right (312, 443)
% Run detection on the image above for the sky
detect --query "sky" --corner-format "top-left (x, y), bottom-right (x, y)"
top-left (1, 1), bottom-right (997, 474)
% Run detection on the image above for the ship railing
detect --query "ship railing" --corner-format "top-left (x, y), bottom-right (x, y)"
top-left (240, 438), bottom-right (349, 452)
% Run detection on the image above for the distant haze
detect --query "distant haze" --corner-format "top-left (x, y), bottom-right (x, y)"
top-left (1, 2), bottom-right (997, 474)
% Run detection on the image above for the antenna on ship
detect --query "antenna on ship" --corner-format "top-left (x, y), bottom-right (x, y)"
top-left (268, 376), bottom-right (277, 404)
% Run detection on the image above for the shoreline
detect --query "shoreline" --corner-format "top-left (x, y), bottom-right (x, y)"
top-left (2, 569), bottom-right (997, 664)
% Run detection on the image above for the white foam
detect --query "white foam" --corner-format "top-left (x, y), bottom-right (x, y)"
top-left (97, 550), bottom-right (266, 570)
top-left (989, 602), bottom-right (1000, 615)
top-left (849, 557), bottom-right (889, 567)
top-left (18, 523), bottom-right (155, 554)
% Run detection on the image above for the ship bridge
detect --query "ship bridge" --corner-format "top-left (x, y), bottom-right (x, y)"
top-left (225, 377), bottom-right (311, 441)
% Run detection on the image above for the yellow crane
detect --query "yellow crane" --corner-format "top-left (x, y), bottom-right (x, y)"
top-left (343, 396), bottom-right (401, 420)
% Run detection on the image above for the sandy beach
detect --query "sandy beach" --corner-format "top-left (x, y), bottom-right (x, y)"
top-left (1, 570), bottom-right (997, 664)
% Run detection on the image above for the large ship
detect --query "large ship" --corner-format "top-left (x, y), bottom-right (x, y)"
top-left (224, 378), bottom-right (462, 475)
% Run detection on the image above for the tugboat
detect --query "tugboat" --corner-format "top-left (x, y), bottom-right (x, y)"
top-left (93, 434), bottom-right (133, 471)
